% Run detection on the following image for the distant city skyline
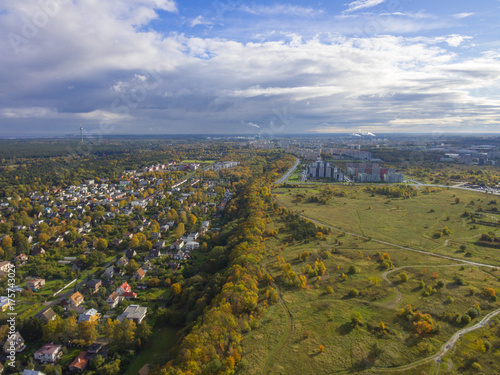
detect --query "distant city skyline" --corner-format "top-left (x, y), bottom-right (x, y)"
top-left (1, 0), bottom-right (500, 136)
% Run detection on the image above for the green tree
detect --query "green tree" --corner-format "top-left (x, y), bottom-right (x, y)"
top-left (94, 238), bottom-right (108, 251)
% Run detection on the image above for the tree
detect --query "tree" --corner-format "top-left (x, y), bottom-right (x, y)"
top-left (126, 260), bottom-right (140, 275)
top-left (171, 283), bottom-right (182, 295)
top-left (136, 322), bottom-right (153, 346)
top-left (351, 312), bottom-right (362, 326)
top-left (348, 265), bottom-right (358, 274)
top-left (94, 238), bottom-right (108, 251)
top-left (175, 223), bottom-right (185, 239)
top-left (349, 288), bottom-right (359, 297)
top-left (1, 236), bottom-right (12, 248)
top-left (189, 214), bottom-right (198, 226)
top-left (399, 272), bottom-right (408, 282)
top-left (78, 321), bottom-right (97, 344)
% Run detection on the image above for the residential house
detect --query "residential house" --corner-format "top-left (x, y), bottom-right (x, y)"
top-left (103, 266), bottom-right (115, 280)
top-left (85, 279), bottom-right (102, 294)
top-left (170, 239), bottom-right (184, 251)
top-left (34, 343), bottom-right (62, 363)
top-left (68, 351), bottom-right (89, 372)
top-left (31, 246), bottom-right (46, 256)
top-left (185, 241), bottom-right (199, 251)
top-left (117, 305), bottom-right (147, 324)
top-left (142, 260), bottom-right (153, 271)
top-left (22, 370), bottom-right (45, 375)
top-left (125, 249), bottom-right (137, 259)
top-left (40, 308), bottom-right (57, 322)
top-left (187, 232), bottom-right (199, 242)
top-left (26, 278), bottom-right (45, 291)
top-left (67, 292), bottom-right (84, 307)
top-left (153, 240), bottom-right (167, 250)
top-left (111, 239), bottom-right (123, 248)
top-left (3, 331), bottom-right (26, 353)
top-left (201, 221), bottom-right (210, 233)
top-left (132, 268), bottom-right (146, 281)
top-left (12, 253), bottom-right (28, 266)
top-left (116, 256), bottom-right (129, 267)
top-left (151, 232), bottom-right (161, 240)
top-left (116, 282), bottom-right (132, 296)
top-left (106, 292), bottom-right (123, 309)
top-left (0, 261), bottom-right (11, 273)
top-left (146, 248), bottom-right (162, 259)
top-left (77, 309), bottom-right (100, 324)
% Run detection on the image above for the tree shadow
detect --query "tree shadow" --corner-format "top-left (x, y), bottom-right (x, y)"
top-left (336, 321), bottom-right (355, 335)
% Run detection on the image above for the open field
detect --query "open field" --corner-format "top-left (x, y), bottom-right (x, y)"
top-left (238, 184), bottom-right (500, 375)
top-left (274, 185), bottom-right (500, 266)
top-left (124, 326), bottom-right (179, 375)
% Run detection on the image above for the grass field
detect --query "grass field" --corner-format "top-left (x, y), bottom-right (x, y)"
top-left (238, 184), bottom-right (500, 375)
top-left (124, 326), bottom-right (179, 375)
top-left (274, 185), bottom-right (500, 266)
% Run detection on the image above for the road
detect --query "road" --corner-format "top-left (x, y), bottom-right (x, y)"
top-left (277, 157), bottom-right (300, 184)
top-left (407, 182), bottom-right (500, 196)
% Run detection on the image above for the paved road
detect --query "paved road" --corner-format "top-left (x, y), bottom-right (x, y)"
top-left (277, 157), bottom-right (300, 184)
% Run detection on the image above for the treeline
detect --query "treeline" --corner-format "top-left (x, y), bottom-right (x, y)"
top-left (364, 185), bottom-right (418, 198)
top-left (282, 213), bottom-right (325, 241)
top-left (150, 153), bottom-right (295, 375)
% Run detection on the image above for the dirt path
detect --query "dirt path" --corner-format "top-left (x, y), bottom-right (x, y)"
top-left (261, 263), bottom-right (295, 375)
top-left (271, 189), bottom-right (500, 373)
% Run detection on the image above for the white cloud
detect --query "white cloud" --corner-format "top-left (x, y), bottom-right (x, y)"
top-left (0, 0), bottom-right (499, 135)
top-left (453, 12), bottom-right (474, 19)
top-left (446, 34), bottom-right (469, 47)
top-left (344, 0), bottom-right (386, 13)
top-left (190, 16), bottom-right (212, 27)
top-left (240, 4), bottom-right (322, 16)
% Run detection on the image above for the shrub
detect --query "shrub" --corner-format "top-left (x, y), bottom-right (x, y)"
top-left (349, 288), bottom-right (359, 297)
top-left (348, 265), bottom-right (358, 274)
top-left (399, 272), bottom-right (408, 282)
top-left (471, 362), bottom-right (481, 371)
top-left (326, 286), bottom-right (334, 294)
top-left (467, 307), bottom-right (480, 319)
top-left (437, 280), bottom-right (445, 288)
top-left (461, 314), bottom-right (471, 324)
top-left (318, 345), bottom-right (325, 353)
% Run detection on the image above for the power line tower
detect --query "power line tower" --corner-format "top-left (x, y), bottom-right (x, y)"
top-left (80, 123), bottom-right (83, 144)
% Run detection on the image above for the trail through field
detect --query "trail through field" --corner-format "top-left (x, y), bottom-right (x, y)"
top-left (381, 264), bottom-right (468, 309)
top-left (261, 262), bottom-right (295, 375)
top-left (270, 181), bottom-right (500, 374)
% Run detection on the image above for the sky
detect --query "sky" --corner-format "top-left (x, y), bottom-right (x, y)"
top-left (1, 0), bottom-right (500, 137)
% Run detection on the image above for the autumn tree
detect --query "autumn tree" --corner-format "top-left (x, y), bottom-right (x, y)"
top-left (94, 238), bottom-right (108, 251)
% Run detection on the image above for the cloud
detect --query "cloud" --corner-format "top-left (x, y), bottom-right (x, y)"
top-left (190, 16), bottom-right (213, 27)
top-left (0, 0), bottom-right (499, 136)
top-left (446, 34), bottom-right (468, 47)
top-left (239, 4), bottom-right (322, 17)
top-left (453, 12), bottom-right (474, 19)
top-left (344, 0), bottom-right (386, 13)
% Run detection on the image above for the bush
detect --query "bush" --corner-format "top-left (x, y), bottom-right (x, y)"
top-left (326, 286), bottom-right (334, 294)
top-left (399, 272), bottom-right (408, 282)
top-left (471, 362), bottom-right (481, 371)
top-left (348, 265), bottom-right (358, 274)
top-left (437, 280), bottom-right (445, 288)
top-left (467, 307), bottom-right (480, 319)
top-left (461, 314), bottom-right (471, 324)
top-left (349, 288), bottom-right (359, 297)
